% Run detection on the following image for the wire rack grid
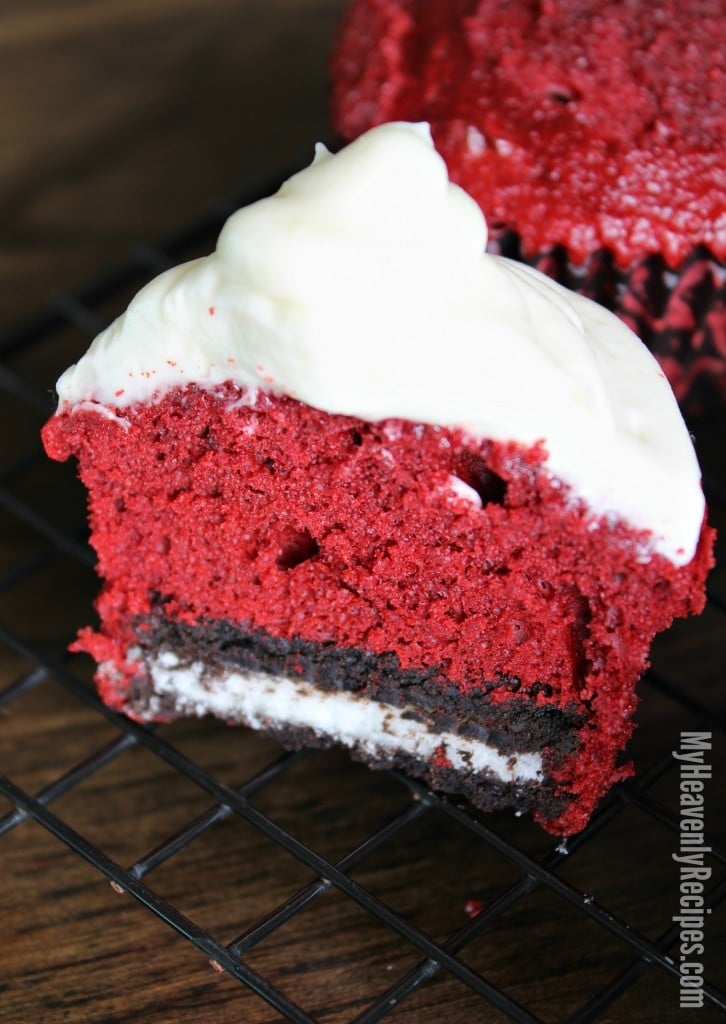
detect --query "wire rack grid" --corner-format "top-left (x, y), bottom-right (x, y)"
top-left (0, 191), bottom-right (725, 1023)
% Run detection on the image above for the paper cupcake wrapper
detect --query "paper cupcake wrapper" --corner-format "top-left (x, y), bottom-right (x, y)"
top-left (492, 233), bottom-right (726, 419)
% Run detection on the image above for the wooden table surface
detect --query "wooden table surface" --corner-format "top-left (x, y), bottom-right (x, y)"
top-left (1, 4), bottom-right (724, 1023)
top-left (0, 0), bottom-right (346, 325)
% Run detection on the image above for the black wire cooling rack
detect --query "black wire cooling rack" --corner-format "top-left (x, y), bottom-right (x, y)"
top-left (1, 193), bottom-right (725, 1023)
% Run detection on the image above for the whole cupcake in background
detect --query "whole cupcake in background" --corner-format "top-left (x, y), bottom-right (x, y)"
top-left (330, 0), bottom-right (726, 416)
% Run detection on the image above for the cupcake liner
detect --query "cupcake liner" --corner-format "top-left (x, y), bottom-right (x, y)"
top-left (491, 233), bottom-right (726, 418)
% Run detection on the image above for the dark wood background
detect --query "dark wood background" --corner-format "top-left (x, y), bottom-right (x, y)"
top-left (0, 0), bottom-right (346, 326)
top-left (1, 3), bottom-right (724, 1022)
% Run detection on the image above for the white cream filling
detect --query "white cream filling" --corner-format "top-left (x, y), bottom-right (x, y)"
top-left (142, 650), bottom-right (543, 785)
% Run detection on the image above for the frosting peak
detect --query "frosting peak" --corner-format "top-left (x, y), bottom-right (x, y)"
top-left (55, 122), bottom-right (704, 565)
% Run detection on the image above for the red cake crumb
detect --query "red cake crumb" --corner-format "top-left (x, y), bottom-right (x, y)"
top-left (330, 0), bottom-right (725, 268)
top-left (42, 385), bottom-right (714, 834)
top-left (464, 898), bottom-right (485, 918)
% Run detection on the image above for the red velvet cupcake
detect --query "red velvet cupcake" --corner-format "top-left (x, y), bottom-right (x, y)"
top-left (43, 124), bottom-right (713, 836)
top-left (330, 0), bottom-right (726, 415)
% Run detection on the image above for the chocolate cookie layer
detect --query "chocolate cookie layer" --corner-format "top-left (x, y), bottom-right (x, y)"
top-left (118, 612), bottom-right (581, 822)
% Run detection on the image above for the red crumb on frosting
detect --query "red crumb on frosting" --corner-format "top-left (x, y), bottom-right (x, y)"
top-left (433, 745), bottom-right (453, 770)
top-left (42, 386), bottom-right (714, 834)
top-left (330, 0), bottom-right (725, 267)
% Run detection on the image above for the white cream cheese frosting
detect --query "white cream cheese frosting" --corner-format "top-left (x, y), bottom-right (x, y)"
top-left (55, 122), bottom-right (705, 566)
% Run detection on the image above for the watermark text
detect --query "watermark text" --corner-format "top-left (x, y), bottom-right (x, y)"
top-left (673, 731), bottom-right (712, 1009)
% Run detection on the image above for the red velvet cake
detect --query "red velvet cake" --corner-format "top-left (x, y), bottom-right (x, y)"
top-left (42, 124), bottom-right (713, 836)
top-left (330, 0), bottom-right (726, 415)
